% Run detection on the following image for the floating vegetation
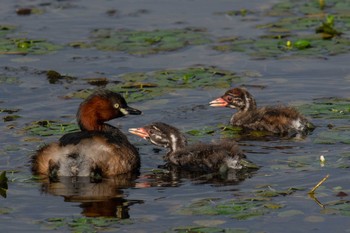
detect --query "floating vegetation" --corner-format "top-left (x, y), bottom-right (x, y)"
top-left (0, 75), bottom-right (21, 84)
top-left (0, 38), bottom-right (61, 55)
top-left (0, 25), bottom-right (16, 37)
top-left (46, 70), bottom-right (77, 84)
top-left (16, 8), bottom-right (44, 16)
top-left (3, 115), bottom-right (20, 122)
top-left (313, 127), bottom-right (350, 145)
top-left (178, 197), bottom-right (284, 220)
top-left (213, 0), bottom-right (350, 58)
top-left (297, 98), bottom-right (350, 119)
top-left (41, 217), bottom-right (128, 232)
top-left (0, 24), bottom-right (60, 55)
top-left (315, 15), bottom-right (342, 38)
top-left (171, 226), bottom-right (250, 233)
top-left (324, 200), bottom-right (350, 217)
top-left (71, 28), bottom-right (211, 55)
top-left (83, 77), bottom-right (110, 87)
top-left (178, 186), bottom-right (305, 220)
top-left (213, 35), bottom-right (350, 59)
top-left (0, 108), bottom-right (20, 114)
top-left (66, 66), bottom-right (242, 103)
top-left (24, 120), bottom-right (79, 137)
top-left (216, 9), bottom-right (255, 17)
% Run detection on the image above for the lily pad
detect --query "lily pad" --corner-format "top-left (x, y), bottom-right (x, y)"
top-left (0, 25), bottom-right (16, 37)
top-left (313, 127), bottom-right (350, 144)
top-left (171, 226), bottom-right (249, 233)
top-left (178, 197), bottom-right (283, 220)
top-left (66, 66), bottom-right (242, 103)
top-left (214, 0), bottom-right (350, 59)
top-left (42, 217), bottom-right (125, 232)
top-left (213, 35), bottom-right (350, 59)
top-left (24, 120), bottom-right (79, 137)
top-left (0, 38), bottom-right (61, 55)
top-left (77, 28), bottom-right (211, 55)
top-left (325, 200), bottom-right (350, 216)
top-left (255, 187), bottom-right (303, 198)
top-left (0, 76), bottom-right (21, 84)
top-left (297, 98), bottom-right (350, 120)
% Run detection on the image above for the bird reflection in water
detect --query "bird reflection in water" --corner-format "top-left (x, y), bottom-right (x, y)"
top-left (36, 162), bottom-right (257, 218)
top-left (38, 173), bottom-right (144, 219)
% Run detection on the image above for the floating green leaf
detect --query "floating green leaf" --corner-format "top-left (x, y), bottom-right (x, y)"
top-left (0, 76), bottom-right (20, 84)
top-left (324, 200), bottom-right (350, 216)
top-left (3, 115), bottom-right (20, 122)
top-left (255, 187), bottom-right (302, 198)
top-left (187, 127), bottom-right (216, 137)
top-left (0, 108), bottom-right (20, 114)
top-left (294, 39), bottom-right (311, 49)
top-left (215, 0), bottom-right (350, 59)
top-left (42, 216), bottom-right (125, 232)
top-left (297, 98), bottom-right (350, 120)
top-left (79, 28), bottom-right (211, 55)
top-left (178, 197), bottom-right (283, 220)
top-left (66, 66), bottom-right (242, 103)
top-left (24, 120), bottom-right (79, 136)
top-left (0, 38), bottom-right (61, 55)
top-left (171, 226), bottom-right (249, 233)
top-left (314, 127), bottom-right (350, 145)
top-left (213, 35), bottom-right (350, 59)
top-left (316, 15), bottom-right (342, 38)
top-left (0, 25), bottom-right (16, 37)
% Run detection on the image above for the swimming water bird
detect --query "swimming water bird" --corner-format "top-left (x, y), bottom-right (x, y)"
top-left (129, 122), bottom-right (255, 172)
top-left (32, 89), bottom-right (142, 179)
top-left (209, 87), bottom-right (312, 135)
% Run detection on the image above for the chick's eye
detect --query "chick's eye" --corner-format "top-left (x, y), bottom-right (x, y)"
top-left (114, 103), bottom-right (120, 109)
top-left (226, 96), bottom-right (233, 102)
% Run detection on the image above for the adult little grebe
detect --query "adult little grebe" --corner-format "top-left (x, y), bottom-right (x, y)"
top-left (32, 89), bottom-right (142, 179)
top-left (129, 122), bottom-right (255, 172)
top-left (209, 87), bottom-right (312, 135)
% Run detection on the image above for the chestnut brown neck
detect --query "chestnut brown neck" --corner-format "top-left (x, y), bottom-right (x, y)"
top-left (77, 96), bottom-right (116, 131)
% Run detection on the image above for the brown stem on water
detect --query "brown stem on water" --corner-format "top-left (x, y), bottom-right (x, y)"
top-left (309, 174), bottom-right (330, 194)
top-left (308, 193), bottom-right (325, 208)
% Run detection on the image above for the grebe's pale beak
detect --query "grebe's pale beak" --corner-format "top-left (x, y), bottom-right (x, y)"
top-left (128, 127), bottom-right (149, 139)
top-left (209, 97), bottom-right (228, 107)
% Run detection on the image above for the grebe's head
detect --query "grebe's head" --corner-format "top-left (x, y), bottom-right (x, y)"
top-left (129, 122), bottom-right (187, 152)
top-left (209, 87), bottom-right (256, 111)
top-left (77, 89), bottom-right (142, 131)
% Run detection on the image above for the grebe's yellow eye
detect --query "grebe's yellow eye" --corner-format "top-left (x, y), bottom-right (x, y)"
top-left (114, 103), bottom-right (120, 109)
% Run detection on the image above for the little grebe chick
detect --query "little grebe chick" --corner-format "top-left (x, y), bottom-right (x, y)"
top-left (129, 122), bottom-right (254, 172)
top-left (32, 89), bottom-right (142, 179)
top-left (209, 87), bottom-right (312, 135)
